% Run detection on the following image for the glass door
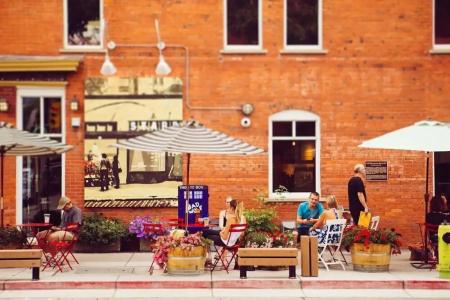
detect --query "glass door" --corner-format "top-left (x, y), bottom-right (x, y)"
top-left (19, 94), bottom-right (63, 224)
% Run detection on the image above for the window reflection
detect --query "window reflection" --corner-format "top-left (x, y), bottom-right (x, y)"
top-left (22, 97), bottom-right (40, 133)
top-left (67, 0), bottom-right (101, 46)
top-left (44, 98), bottom-right (61, 134)
top-left (287, 0), bottom-right (318, 45)
top-left (227, 0), bottom-right (259, 45)
top-left (272, 140), bottom-right (315, 193)
top-left (435, 0), bottom-right (450, 45)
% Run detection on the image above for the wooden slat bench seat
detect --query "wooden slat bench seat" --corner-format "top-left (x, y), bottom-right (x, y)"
top-left (238, 248), bottom-right (298, 279)
top-left (0, 249), bottom-right (42, 280)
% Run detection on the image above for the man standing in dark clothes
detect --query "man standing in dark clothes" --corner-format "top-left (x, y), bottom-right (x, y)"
top-left (99, 153), bottom-right (111, 191)
top-left (348, 163), bottom-right (369, 225)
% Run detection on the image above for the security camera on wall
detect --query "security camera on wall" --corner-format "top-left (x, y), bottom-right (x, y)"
top-left (240, 117), bottom-right (251, 128)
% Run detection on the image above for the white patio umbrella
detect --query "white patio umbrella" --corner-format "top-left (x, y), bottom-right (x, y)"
top-left (0, 122), bottom-right (73, 227)
top-left (112, 120), bottom-right (264, 228)
top-left (359, 119), bottom-right (450, 268)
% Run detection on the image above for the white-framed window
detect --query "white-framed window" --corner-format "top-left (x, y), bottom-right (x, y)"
top-left (16, 87), bottom-right (66, 224)
top-left (223, 0), bottom-right (263, 51)
top-left (283, 0), bottom-right (323, 51)
top-left (63, 0), bottom-right (104, 50)
top-left (269, 110), bottom-right (320, 200)
top-left (433, 0), bottom-right (450, 51)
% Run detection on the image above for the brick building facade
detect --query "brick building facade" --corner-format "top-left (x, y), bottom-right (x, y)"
top-left (1, 1), bottom-right (450, 244)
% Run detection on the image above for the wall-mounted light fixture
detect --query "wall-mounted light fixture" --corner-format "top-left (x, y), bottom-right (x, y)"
top-left (241, 103), bottom-right (254, 116)
top-left (70, 95), bottom-right (79, 111)
top-left (0, 97), bottom-right (9, 112)
top-left (100, 19), bottom-right (171, 76)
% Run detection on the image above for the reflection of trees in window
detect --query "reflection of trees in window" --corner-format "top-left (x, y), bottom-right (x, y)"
top-left (67, 0), bottom-right (101, 46)
top-left (287, 0), bottom-right (318, 45)
top-left (44, 98), bottom-right (61, 134)
top-left (227, 0), bottom-right (259, 45)
top-left (435, 0), bottom-right (450, 44)
top-left (23, 97), bottom-right (40, 133)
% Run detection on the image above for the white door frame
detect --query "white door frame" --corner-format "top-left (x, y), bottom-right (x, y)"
top-left (15, 86), bottom-right (66, 224)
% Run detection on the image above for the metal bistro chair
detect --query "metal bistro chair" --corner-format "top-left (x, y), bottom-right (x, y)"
top-left (317, 219), bottom-right (347, 271)
top-left (58, 223), bottom-right (81, 270)
top-left (369, 216), bottom-right (380, 230)
top-left (411, 223), bottom-right (439, 269)
top-left (144, 223), bottom-right (165, 274)
top-left (211, 223), bottom-right (248, 273)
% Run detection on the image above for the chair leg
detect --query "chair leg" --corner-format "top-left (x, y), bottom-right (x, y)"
top-left (210, 246), bottom-right (224, 271)
top-left (339, 249), bottom-right (348, 265)
top-left (223, 251), bottom-right (237, 273)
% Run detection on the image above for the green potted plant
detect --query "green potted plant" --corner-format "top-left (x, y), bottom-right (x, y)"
top-left (341, 225), bottom-right (402, 272)
top-left (77, 213), bottom-right (127, 252)
top-left (0, 226), bottom-right (26, 249)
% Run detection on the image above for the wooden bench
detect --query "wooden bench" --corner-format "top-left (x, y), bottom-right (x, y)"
top-left (0, 249), bottom-right (42, 280)
top-left (238, 248), bottom-right (298, 279)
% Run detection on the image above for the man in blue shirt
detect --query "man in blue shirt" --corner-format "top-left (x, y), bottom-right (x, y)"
top-left (297, 192), bottom-right (324, 237)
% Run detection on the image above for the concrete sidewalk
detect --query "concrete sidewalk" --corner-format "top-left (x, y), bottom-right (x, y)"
top-left (0, 251), bottom-right (449, 292)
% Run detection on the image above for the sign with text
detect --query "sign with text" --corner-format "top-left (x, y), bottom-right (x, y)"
top-left (365, 161), bottom-right (388, 181)
top-left (178, 185), bottom-right (209, 224)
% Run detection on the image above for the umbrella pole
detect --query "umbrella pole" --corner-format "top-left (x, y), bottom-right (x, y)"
top-left (185, 153), bottom-right (191, 230)
top-left (1, 150), bottom-right (4, 228)
top-left (424, 153), bottom-right (430, 264)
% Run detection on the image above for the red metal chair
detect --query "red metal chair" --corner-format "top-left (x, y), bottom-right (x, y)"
top-left (37, 224), bottom-right (81, 272)
top-left (143, 223), bottom-right (165, 274)
top-left (211, 223), bottom-right (248, 273)
top-left (58, 223), bottom-right (81, 269)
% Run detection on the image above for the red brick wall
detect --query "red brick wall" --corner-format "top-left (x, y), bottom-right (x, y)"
top-left (1, 1), bottom-right (450, 244)
top-left (0, 87), bottom-right (17, 226)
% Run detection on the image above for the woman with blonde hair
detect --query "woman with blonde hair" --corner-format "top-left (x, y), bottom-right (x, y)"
top-left (203, 199), bottom-right (245, 247)
top-left (309, 195), bottom-right (340, 242)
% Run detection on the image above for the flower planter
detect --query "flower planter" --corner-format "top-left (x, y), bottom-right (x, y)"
top-left (139, 238), bottom-right (156, 252)
top-left (351, 243), bottom-right (391, 272)
top-left (167, 246), bottom-right (206, 275)
top-left (75, 240), bottom-right (121, 253)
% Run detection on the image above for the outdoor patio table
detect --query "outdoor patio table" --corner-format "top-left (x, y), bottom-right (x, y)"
top-left (17, 223), bottom-right (52, 248)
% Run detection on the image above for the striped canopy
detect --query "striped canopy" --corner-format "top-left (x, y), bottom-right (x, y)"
top-left (113, 120), bottom-right (264, 155)
top-left (0, 122), bottom-right (73, 155)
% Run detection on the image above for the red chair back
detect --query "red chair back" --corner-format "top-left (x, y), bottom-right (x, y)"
top-left (143, 223), bottom-right (164, 234)
top-left (224, 223), bottom-right (248, 248)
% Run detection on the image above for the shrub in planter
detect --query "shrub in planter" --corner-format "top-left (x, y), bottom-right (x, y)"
top-left (77, 213), bottom-right (127, 252)
top-left (0, 226), bottom-right (26, 249)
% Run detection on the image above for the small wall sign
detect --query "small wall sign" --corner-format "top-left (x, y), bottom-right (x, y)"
top-left (365, 161), bottom-right (388, 181)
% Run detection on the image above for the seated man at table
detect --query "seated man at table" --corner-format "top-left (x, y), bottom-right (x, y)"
top-left (36, 196), bottom-right (82, 242)
top-left (296, 192), bottom-right (324, 238)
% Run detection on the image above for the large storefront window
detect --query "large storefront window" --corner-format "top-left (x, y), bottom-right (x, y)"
top-left (269, 110), bottom-right (320, 200)
top-left (19, 92), bottom-right (64, 224)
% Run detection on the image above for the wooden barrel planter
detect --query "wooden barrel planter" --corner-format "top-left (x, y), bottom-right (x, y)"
top-left (167, 246), bottom-right (206, 275)
top-left (351, 243), bottom-right (391, 272)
